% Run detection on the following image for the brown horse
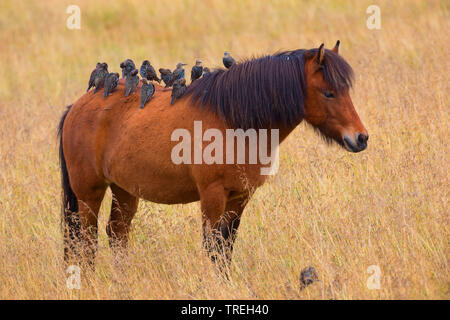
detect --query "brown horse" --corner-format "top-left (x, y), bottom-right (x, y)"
top-left (59, 42), bottom-right (368, 269)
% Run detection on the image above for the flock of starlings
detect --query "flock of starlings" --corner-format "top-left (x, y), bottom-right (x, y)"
top-left (86, 52), bottom-right (236, 109)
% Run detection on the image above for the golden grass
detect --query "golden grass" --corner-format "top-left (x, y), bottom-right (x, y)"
top-left (0, 0), bottom-right (448, 299)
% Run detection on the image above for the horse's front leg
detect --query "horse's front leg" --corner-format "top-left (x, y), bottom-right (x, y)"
top-left (199, 182), bottom-right (249, 273)
top-left (218, 192), bottom-right (249, 263)
top-left (199, 181), bottom-right (227, 269)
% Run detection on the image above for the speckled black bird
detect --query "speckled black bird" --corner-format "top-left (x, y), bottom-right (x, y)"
top-left (159, 68), bottom-right (172, 88)
top-left (87, 62), bottom-right (101, 92)
top-left (167, 63), bottom-right (187, 87)
top-left (190, 59), bottom-right (203, 83)
top-left (202, 67), bottom-right (211, 79)
top-left (173, 62), bottom-right (187, 80)
top-left (93, 63), bottom-right (109, 94)
top-left (103, 72), bottom-right (119, 98)
top-left (171, 78), bottom-right (187, 105)
top-left (140, 60), bottom-right (161, 83)
top-left (223, 51), bottom-right (235, 69)
top-left (139, 79), bottom-right (155, 109)
top-left (299, 266), bottom-right (319, 291)
top-left (120, 59), bottom-right (136, 79)
top-left (125, 69), bottom-right (140, 97)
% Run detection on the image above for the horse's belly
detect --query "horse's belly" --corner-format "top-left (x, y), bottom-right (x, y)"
top-left (105, 155), bottom-right (200, 204)
top-left (135, 176), bottom-right (200, 204)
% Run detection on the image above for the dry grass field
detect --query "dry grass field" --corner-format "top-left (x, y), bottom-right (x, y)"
top-left (0, 0), bottom-right (448, 299)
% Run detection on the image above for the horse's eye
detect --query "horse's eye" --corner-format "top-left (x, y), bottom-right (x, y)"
top-left (323, 91), bottom-right (335, 99)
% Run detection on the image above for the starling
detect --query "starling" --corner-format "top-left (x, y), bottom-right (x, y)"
top-left (87, 62), bottom-right (101, 92)
top-left (190, 59), bottom-right (203, 83)
top-left (299, 266), bottom-right (319, 291)
top-left (223, 51), bottom-right (235, 69)
top-left (103, 72), bottom-right (119, 98)
top-left (140, 60), bottom-right (161, 83)
top-left (159, 68), bottom-right (172, 88)
top-left (171, 78), bottom-right (187, 105)
top-left (93, 63), bottom-right (109, 94)
top-left (202, 67), bottom-right (212, 79)
top-left (174, 62), bottom-right (187, 80)
top-left (167, 62), bottom-right (187, 87)
top-left (140, 79), bottom-right (155, 109)
top-left (125, 69), bottom-right (140, 97)
top-left (120, 59), bottom-right (136, 79)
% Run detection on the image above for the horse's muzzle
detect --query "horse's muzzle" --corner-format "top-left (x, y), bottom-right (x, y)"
top-left (343, 133), bottom-right (368, 152)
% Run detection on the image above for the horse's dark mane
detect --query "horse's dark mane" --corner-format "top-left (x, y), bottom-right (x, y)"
top-left (185, 48), bottom-right (353, 129)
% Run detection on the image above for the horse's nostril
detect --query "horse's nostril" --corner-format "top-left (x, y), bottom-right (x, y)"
top-left (357, 133), bottom-right (367, 146)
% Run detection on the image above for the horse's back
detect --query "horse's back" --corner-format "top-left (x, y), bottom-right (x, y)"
top-left (63, 80), bottom-right (267, 204)
top-left (63, 81), bottom-right (220, 203)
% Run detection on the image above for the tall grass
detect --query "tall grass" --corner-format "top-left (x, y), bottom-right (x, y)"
top-left (0, 0), bottom-right (448, 299)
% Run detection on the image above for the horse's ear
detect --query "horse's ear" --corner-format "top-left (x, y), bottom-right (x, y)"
top-left (315, 43), bottom-right (325, 65)
top-left (332, 40), bottom-right (340, 54)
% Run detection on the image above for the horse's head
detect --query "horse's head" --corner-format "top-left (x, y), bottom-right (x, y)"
top-left (303, 42), bottom-right (368, 152)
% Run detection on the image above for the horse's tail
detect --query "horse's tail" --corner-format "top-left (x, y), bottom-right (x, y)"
top-left (58, 105), bottom-right (80, 262)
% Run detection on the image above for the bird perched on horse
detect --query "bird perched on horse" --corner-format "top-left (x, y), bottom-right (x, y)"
top-left (190, 59), bottom-right (203, 83)
top-left (140, 60), bottom-right (161, 83)
top-left (167, 63), bottom-right (187, 87)
top-left (125, 69), bottom-right (140, 97)
top-left (171, 78), bottom-right (187, 105)
top-left (87, 62), bottom-right (101, 92)
top-left (140, 79), bottom-right (155, 109)
top-left (159, 68), bottom-right (172, 88)
top-left (223, 51), bottom-right (235, 69)
top-left (103, 72), bottom-right (119, 98)
top-left (120, 59), bottom-right (136, 79)
top-left (93, 63), bottom-right (109, 94)
top-left (202, 67), bottom-right (212, 79)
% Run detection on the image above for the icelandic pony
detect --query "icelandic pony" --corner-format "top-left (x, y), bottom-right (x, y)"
top-left (59, 42), bottom-right (368, 269)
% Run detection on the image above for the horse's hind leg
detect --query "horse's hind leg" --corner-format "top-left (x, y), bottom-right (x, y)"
top-left (106, 184), bottom-right (139, 258)
top-left (68, 184), bottom-right (107, 268)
